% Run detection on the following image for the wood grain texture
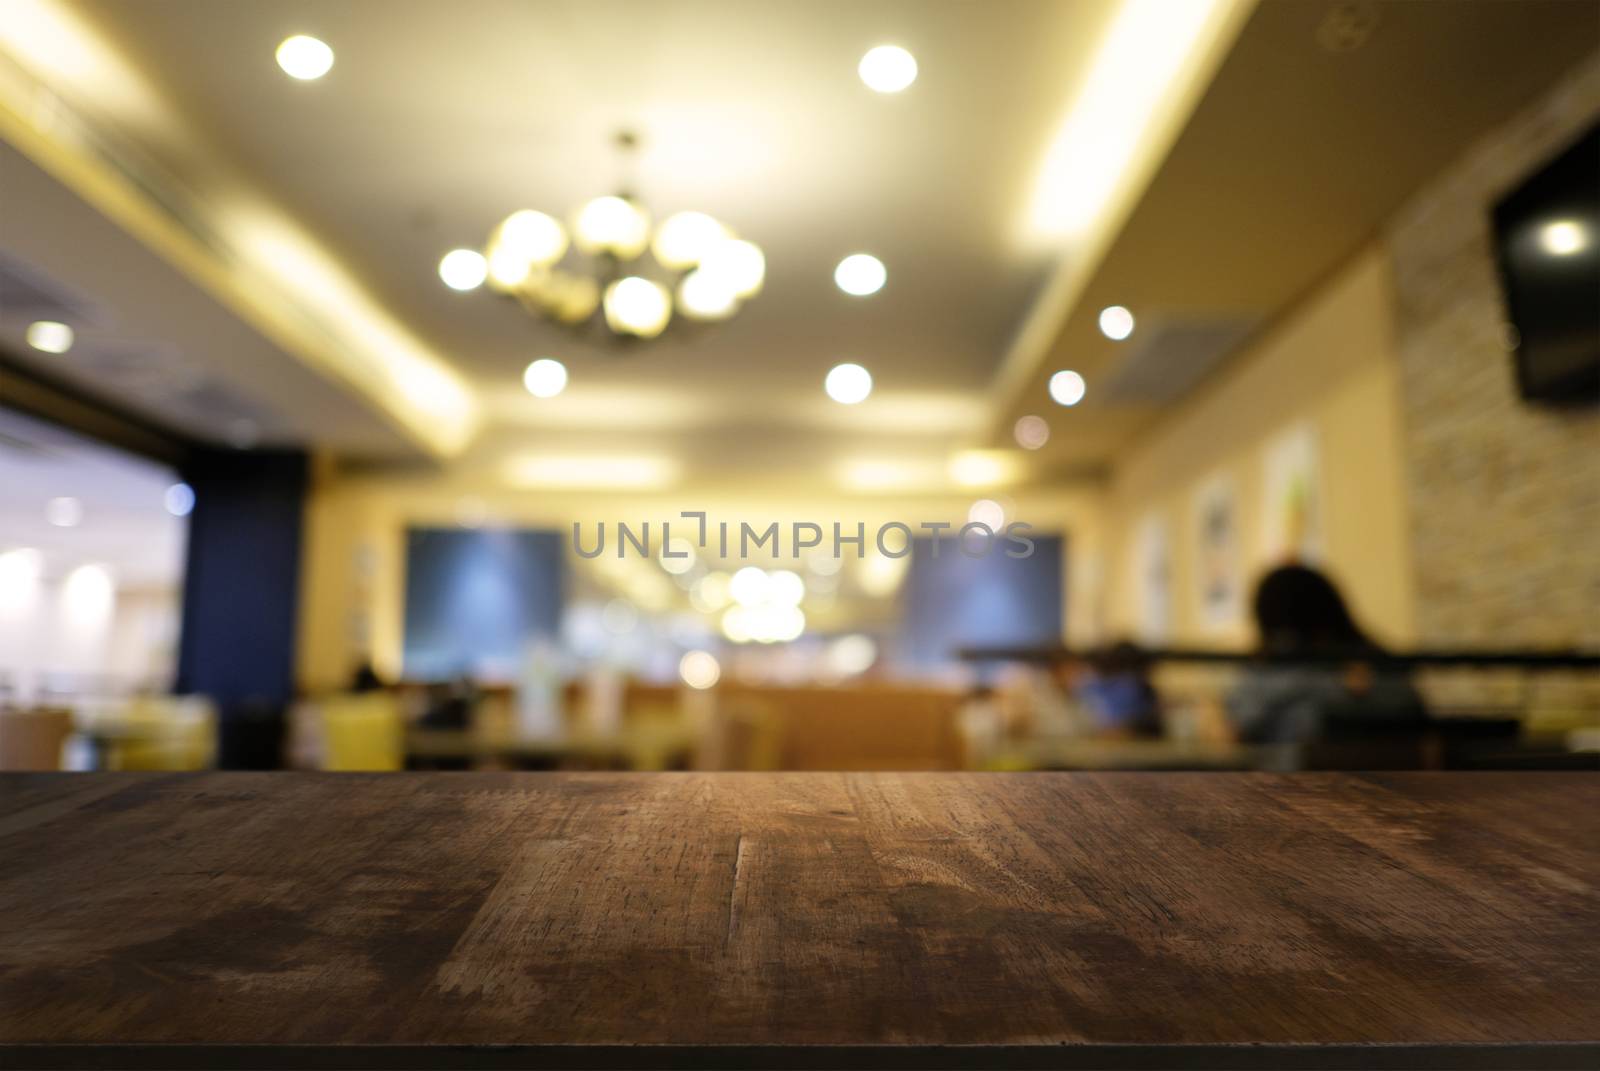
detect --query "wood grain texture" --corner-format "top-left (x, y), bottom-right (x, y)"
top-left (0, 772), bottom-right (1596, 1069)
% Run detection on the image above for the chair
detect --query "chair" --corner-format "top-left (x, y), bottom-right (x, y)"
top-left (105, 697), bottom-right (217, 771)
top-left (0, 708), bottom-right (73, 770)
top-left (320, 693), bottom-right (405, 771)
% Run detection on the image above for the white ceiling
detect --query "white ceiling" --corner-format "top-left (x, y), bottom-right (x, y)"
top-left (6, 0), bottom-right (1593, 491)
top-left (69, 0), bottom-right (1119, 466)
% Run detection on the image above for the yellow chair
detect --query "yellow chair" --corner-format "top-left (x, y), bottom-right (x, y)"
top-left (105, 697), bottom-right (216, 771)
top-left (320, 693), bottom-right (404, 771)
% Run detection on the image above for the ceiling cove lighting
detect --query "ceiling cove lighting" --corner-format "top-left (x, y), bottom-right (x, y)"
top-left (1098, 304), bottom-right (1135, 340)
top-left (1028, 0), bottom-right (1240, 240)
top-left (1049, 370), bottom-right (1087, 407)
top-left (275, 35), bottom-right (334, 81)
top-left (503, 454), bottom-right (679, 490)
top-left (834, 254), bottom-right (887, 296)
top-left (948, 450), bottom-right (1022, 489)
top-left (25, 320), bottom-right (73, 353)
top-left (522, 358), bottom-right (568, 398)
top-left (469, 131), bottom-right (763, 343)
top-left (825, 363), bottom-right (873, 405)
top-left (859, 45), bottom-right (917, 93)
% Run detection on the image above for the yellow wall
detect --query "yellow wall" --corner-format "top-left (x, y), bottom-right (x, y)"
top-left (296, 474), bottom-right (1109, 692)
top-left (1103, 244), bottom-right (1416, 649)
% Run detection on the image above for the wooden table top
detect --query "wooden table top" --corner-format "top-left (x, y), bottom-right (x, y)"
top-left (1, 772), bottom-right (1596, 1069)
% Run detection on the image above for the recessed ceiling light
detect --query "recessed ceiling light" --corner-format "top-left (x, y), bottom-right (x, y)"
top-left (46, 496), bottom-right (83, 528)
top-left (859, 45), bottom-right (917, 93)
top-left (1098, 305), bottom-right (1135, 340)
top-left (276, 35), bottom-right (334, 80)
top-left (968, 499), bottom-right (1006, 530)
top-left (26, 321), bottom-right (73, 353)
top-left (163, 483), bottom-right (195, 517)
top-left (834, 254), bottom-right (887, 296)
top-left (1540, 219), bottom-right (1587, 257)
top-left (825, 362), bottom-right (873, 404)
top-left (1013, 415), bottom-right (1050, 450)
top-left (523, 358), bottom-right (568, 398)
top-left (438, 248), bottom-right (487, 291)
top-left (1049, 370), bottom-right (1086, 407)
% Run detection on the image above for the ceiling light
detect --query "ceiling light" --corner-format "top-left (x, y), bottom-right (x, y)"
top-left (0, 548), bottom-right (41, 615)
top-left (691, 572), bottom-right (732, 613)
top-left (574, 195), bottom-right (651, 259)
top-left (1099, 305), bottom-right (1135, 340)
top-left (523, 358), bottom-right (568, 398)
top-left (61, 563), bottom-right (114, 625)
top-left (275, 35), bottom-right (334, 80)
top-left (503, 454), bottom-right (678, 490)
top-left (834, 253), bottom-right (887, 296)
top-left (968, 499), bottom-right (1007, 530)
top-left (163, 483), bottom-right (195, 517)
top-left (678, 650), bottom-right (721, 690)
top-left (438, 248), bottom-right (487, 291)
top-left (699, 238), bottom-right (766, 298)
top-left (859, 45), bottom-right (917, 93)
top-left (825, 363), bottom-right (873, 405)
top-left (660, 538), bottom-right (697, 575)
top-left (1013, 415), bottom-right (1050, 450)
top-left (471, 132), bottom-right (761, 343)
top-left (949, 450), bottom-right (1022, 488)
top-left (730, 567), bottom-right (771, 608)
top-left (768, 570), bottom-right (806, 607)
top-left (1540, 219), bottom-right (1588, 257)
top-left (25, 320), bottom-right (73, 353)
top-left (677, 269), bottom-right (739, 321)
top-left (496, 210), bottom-right (568, 266)
top-left (653, 211), bottom-right (729, 270)
top-left (604, 276), bottom-right (672, 337)
top-left (1027, 0), bottom-right (1239, 240)
top-left (46, 496), bottom-right (83, 528)
top-left (1049, 369), bottom-right (1087, 406)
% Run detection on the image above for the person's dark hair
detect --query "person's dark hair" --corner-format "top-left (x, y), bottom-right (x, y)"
top-left (1252, 565), bottom-right (1374, 656)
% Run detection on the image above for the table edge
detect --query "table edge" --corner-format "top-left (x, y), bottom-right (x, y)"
top-left (3, 1042), bottom-right (1597, 1071)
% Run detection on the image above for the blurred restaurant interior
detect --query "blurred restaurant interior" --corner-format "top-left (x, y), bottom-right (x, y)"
top-left (0, 0), bottom-right (1596, 777)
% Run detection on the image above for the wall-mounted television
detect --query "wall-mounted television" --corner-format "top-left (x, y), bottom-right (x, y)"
top-left (1491, 121), bottom-right (1599, 405)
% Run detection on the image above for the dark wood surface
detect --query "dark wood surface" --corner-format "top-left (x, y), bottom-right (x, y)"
top-left (1, 772), bottom-right (1597, 1069)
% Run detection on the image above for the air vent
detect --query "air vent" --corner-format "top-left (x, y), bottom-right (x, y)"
top-left (1097, 317), bottom-right (1259, 406)
top-left (0, 250), bottom-right (99, 325)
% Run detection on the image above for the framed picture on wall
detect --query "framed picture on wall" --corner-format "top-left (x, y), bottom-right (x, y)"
top-left (1261, 422), bottom-right (1323, 565)
top-left (1193, 473), bottom-right (1243, 631)
top-left (1132, 511), bottom-right (1172, 645)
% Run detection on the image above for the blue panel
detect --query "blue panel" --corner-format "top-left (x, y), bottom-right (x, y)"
top-left (402, 528), bottom-right (566, 681)
top-left (176, 449), bottom-right (306, 707)
top-left (894, 535), bottom-right (1064, 668)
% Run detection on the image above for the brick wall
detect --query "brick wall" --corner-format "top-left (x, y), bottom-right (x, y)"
top-left (1384, 52), bottom-right (1600, 649)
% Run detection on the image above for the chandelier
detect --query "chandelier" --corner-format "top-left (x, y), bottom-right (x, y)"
top-left (476, 133), bottom-right (765, 342)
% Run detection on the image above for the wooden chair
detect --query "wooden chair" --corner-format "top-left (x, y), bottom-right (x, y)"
top-left (0, 708), bottom-right (73, 770)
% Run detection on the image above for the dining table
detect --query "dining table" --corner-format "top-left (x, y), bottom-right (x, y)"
top-left (0, 771), bottom-right (1596, 1069)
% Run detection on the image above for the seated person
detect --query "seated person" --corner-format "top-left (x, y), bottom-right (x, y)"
top-left (1228, 565), bottom-right (1425, 751)
top-left (1076, 642), bottom-right (1163, 737)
